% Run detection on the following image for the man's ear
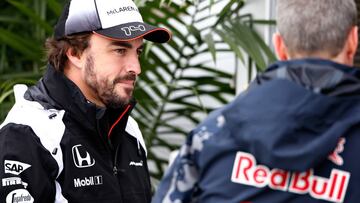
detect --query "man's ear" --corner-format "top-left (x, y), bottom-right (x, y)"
top-left (345, 26), bottom-right (358, 62)
top-left (273, 32), bottom-right (289, 61)
top-left (66, 48), bottom-right (85, 68)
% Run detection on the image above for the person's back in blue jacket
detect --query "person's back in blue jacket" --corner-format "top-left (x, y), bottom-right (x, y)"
top-left (152, 0), bottom-right (360, 202)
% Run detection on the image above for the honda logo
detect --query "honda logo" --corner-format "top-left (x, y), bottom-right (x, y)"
top-left (72, 144), bottom-right (95, 168)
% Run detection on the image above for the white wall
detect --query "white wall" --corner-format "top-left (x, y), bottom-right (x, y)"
top-left (227, 0), bottom-right (277, 94)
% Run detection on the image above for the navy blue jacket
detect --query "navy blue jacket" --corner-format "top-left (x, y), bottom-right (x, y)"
top-left (152, 59), bottom-right (360, 203)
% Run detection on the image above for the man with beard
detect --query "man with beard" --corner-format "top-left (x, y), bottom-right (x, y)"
top-left (0, 0), bottom-right (171, 202)
top-left (153, 0), bottom-right (360, 203)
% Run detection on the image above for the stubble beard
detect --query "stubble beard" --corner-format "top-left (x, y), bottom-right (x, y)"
top-left (84, 54), bottom-right (135, 109)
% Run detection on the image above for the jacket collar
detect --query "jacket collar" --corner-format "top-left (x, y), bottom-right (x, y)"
top-left (27, 64), bottom-right (135, 132)
top-left (254, 58), bottom-right (360, 96)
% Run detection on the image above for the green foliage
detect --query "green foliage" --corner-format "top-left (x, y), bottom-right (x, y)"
top-left (134, 0), bottom-right (276, 184)
top-left (0, 0), bottom-right (276, 186)
top-left (0, 0), bottom-right (61, 120)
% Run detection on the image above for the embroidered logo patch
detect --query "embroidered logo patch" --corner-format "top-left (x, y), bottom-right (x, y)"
top-left (129, 160), bottom-right (143, 166)
top-left (231, 151), bottom-right (350, 203)
top-left (4, 160), bottom-right (31, 175)
top-left (72, 144), bottom-right (95, 168)
top-left (6, 189), bottom-right (34, 203)
top-left (2, 177), bottom-right (28, 188)
top-left (73, 175), bottom-right (103, 188)
top-left (328, 137), bottom-right (346, 166)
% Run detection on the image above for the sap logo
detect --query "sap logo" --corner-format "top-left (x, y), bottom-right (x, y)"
top-left (4, 160), bottom-right (31, 175)
top-left (2, 177), bottom-right (28, 188)
top-left (6, 189), bottom-right (34, 203)
top-left (73, 175), bottom-right (103, 188)
top-left (72, 144), bottom-right (95, 168)
top-left (121, 25), bottom-right (146, 36)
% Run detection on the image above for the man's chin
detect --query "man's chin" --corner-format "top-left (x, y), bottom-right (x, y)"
top-left (114, 94), bottom-right (133, 106)
top-left (105, 98), bottom-right (130, 109)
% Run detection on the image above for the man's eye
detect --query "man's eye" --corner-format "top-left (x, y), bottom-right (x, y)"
top-left (137, 49), bottom-right (143, 56)
top-left (115, 49), bottom-right (126, 55)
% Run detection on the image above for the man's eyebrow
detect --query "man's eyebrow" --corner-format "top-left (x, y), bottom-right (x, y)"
top-left (110, 41), bottom-right (133, 48)
top-left (109, 41), bottom-right (144, 50)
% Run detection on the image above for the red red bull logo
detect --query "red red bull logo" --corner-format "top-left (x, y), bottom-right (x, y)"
top-left (328, 137), bottom-right (346, 166)
top-left (231, 152), bottom-right (350, 203)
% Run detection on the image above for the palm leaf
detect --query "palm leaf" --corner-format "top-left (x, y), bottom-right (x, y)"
top-left (7, 0), bottom-right (53, 34)
top-left (135, 0), bottom-right (276, 183)
top-left (0, 28), bottom-right (43, 60)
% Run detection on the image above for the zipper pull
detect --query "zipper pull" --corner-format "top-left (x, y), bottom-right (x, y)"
top-left (113, 166), bottom-right (125, 175)
top-left (113, 166), bottom-right (118, 175)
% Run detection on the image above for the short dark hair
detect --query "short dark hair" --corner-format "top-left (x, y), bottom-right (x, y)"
top-left (45, 32), bottom-right (92, 72)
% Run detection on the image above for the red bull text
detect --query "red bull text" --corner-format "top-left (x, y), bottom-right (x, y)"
top-left (231, 152), bottom-right (350, 203)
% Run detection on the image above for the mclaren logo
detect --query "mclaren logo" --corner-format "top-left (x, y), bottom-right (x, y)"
top-left (129, 160), bottom-right (143, 167)
top-left (72, 144), bottom-right (95, 168)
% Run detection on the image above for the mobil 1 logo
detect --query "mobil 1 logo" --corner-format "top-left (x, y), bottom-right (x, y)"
top-left (74, 175), bottom-right (103, 188)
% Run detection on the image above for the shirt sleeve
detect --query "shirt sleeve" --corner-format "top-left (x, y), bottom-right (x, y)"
top-left (152, 132), bottom-right (200, 203)
top-left (152, 108), bottom-right (226, 203)
top-left (152, 120), bottom-right (221, 203)
top-left (0, 123), bottom-right (59, 202)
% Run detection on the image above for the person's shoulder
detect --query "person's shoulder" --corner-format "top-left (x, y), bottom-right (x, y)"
top-left (2, 85), bottom-right (64, 127)
top-left (1, 84), bottom-right (66, 141)
top-left (125, 116), bottom-right (147, 154)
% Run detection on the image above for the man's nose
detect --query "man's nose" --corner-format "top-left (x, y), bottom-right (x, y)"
top-left (126, 55), bottom-right (141, 75)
